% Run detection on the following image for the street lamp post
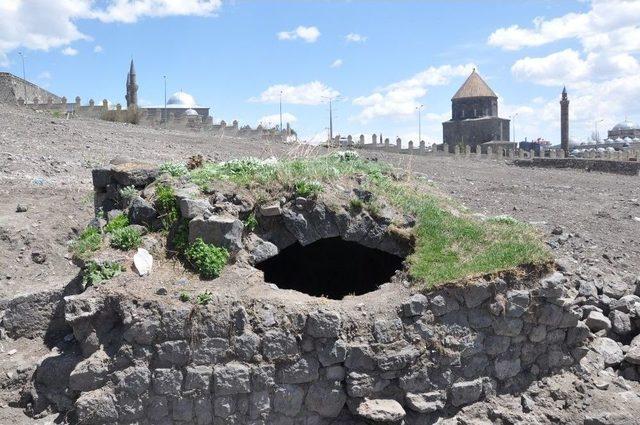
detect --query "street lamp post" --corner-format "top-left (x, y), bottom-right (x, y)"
top-left (595, 119), bottom-right (604, 143)
top-left (18, 52), bottom-right (26, 102)
top-left (163, 76), bottom-right (167, 127)
top-left (416, 104), bottom-right (424, 145)
top-left (510, 112), bottom-right (519, 143)
top-left (279, 91), bottom-right (283, 132)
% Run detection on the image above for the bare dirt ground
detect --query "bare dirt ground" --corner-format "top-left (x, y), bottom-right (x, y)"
top-left (1, 103), bottom-right (639, 423)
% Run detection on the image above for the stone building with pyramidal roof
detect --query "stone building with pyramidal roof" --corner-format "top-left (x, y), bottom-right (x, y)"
top-left (442, 69), bottom-right (510, 152)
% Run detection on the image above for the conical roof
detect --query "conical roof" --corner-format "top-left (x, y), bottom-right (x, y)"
top-left (129, 59), bottom-right (136, 75)
top-left (452, 69), bottom-right (497, 100)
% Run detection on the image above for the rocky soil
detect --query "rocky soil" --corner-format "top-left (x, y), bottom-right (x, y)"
top-left (1, 103), bottom-right (640, 423)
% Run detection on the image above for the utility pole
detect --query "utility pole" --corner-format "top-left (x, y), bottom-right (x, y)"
top-left (18, 52), bottom-right (26, 102)
top-left (163, 75), bottom-right (167, 127)
top-left (329, 98), bottom-right (333, 143)
top-left (510, 112), bottom-right (519, 143)
top-left (595, 119), bottom-right (604, 143)
top-left (417, 104), bottom-right (424, 145)
top-left (279, 90), bottom-right (283, 132)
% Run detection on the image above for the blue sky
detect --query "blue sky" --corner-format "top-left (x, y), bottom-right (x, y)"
top-left (1, 0), bottom-right (639, 144)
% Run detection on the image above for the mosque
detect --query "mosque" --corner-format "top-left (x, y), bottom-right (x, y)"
top-left (604, 119), bottom-right (640, 144)
top-left (124, 60), bottom-right (211, 121)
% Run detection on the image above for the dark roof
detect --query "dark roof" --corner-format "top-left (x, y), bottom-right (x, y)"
top-left (452, 69), bottom-right (497, 100)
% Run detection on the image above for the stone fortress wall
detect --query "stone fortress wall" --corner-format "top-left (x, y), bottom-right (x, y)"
top-left (0, 72), bottom-right (63, 105)
top-left (339, 134), bottom-right (640, 175)
top-left (37, 269), bottom-right (587, 424)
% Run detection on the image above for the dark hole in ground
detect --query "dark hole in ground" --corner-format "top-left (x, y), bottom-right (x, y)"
top-left (255, 237), bottom-right (404, 300)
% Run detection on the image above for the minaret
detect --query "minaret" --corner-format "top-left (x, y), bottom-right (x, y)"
top-left (125, 60), bottom-right (138, 108)
top-left (560, 86), bottom-right (569, 154)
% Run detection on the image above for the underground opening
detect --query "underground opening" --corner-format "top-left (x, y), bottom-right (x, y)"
top-left (255, 237), bottom-right (404, 300)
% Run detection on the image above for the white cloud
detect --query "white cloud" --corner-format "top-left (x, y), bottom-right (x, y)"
top-left (250, 81), bottom-right (339, 106)
top-left (330, 59), bottom-right (343, 68)
top-left (345, 33), bottom-right (367, 43)
top-left (93, 45), bottom-right (103, 53)
top-left (257, 112), bottom-right (297, 128)
top-left (277, 26), bottom-right (320, 43)
top-left (0, 0), bottom-right (222, 66)
top-left (61, 46), bottom-right (78, 56)
top-left (511, 49), bottom-right (590, 86)
top-left (488, 0), bottom-right (640, 51)
top-left (351, 63), bottom-right (476, 123)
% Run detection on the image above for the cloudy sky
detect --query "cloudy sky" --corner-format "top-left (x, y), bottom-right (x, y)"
top-left (1, 0), bottom-right (639, 144)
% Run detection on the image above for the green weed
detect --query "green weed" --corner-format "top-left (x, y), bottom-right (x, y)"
top-left (159, 162), bottom-right (189, 177)
top-left (155, 184), bottom-right (180, 229)
top-left (185, 238), bottom-right (229, 279)
top-left (82, 260), bottom-right (123, 287)
top-left (196, 290), bottom-right (213, 305)
top-left (110, 227), bottom-right (142, 251)
top-left (72, 227), bottom-right (103, 259)
top-left (292, 180), bottom-right (323, 198)
top-left (244, 212), bottom-right (258, 232)
top-left (179, 292), bottom-right (191, 302)
top-left (104, 214), bottom-right (129, 234)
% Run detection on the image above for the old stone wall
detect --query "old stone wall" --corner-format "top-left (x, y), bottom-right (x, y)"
top-left (515, 158), bottom-right (640, 176)
top-left (0, 72), bottom-right (63, 105)
top-left (30, 271), bottom-right (587, 424)
top-left (442, 117), bottom-right (510, 149)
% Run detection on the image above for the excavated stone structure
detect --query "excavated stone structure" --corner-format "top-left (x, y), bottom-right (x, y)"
top-left (23, 161), bottom-right (589, 424)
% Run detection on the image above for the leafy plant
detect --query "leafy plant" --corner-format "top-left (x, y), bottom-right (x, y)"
top-left (330, 150), bottom-right (360, 162)
top-left (119, 185), bottom-right (137, 205)
top-left (155, 184), bottom-right (180, 229)
top-left (185, 238), bottom-right (229, 279)
top-left (293, 180), bottom-right (323, 198)
top-left (196, 290), bottom-right (213, 305)
top-left (104, 213), bottom-right (129, 234)
top-left (72, 227), bottom-right (102, 259)
top-left (179, 292), bottom-right (191, 302)
top-left (244, 212), bottom-right (258, 232)
top-left (349, 198), bottom-right (363, 213)
top-left (110, 227), bottom-right (142, 251)
top-left (159, 162), bottom-right (188, 177)
top-left (171, 218), bottom-right (190, 255)
top-left (82, 260), bottom-right (123, 287)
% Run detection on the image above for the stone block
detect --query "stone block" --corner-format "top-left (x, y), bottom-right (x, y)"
top-left (262, 330), bottom-right (299, 361)
top-left (373, 318), bottom-right (403, 343)
top-left (179, 197), bottom-right (211, 219)
top-left (192, 337), bottom-right (230, 364)
top-left (128, 196), bottom-right (157, 228)
top-left (273, 384), bottom-right (305, 417)
top-left (194, 397), bottom-right (214, 425)
top-left (92, 167), bottom-right (112, 190)
top-left (214, 396), bottom-right (236, 418)
top-left (405, 391), bottom-right (446, 414)
top-left (249, 391), bottom-right (271, 419)
top-left (234, 332), bottom-right (261, 361)
top-left (155, 340), bottom-right (190, 367)
top-left (251, 364), bottom-right (275, 391)
top-left (585, 311), bottom-right (612, 332)
top-left (305, 380), bottom-right (347, 418)
top-left (345, 344), bottom-right (377, 371)
top-left (506, 290), bottom-right (530, 318)
top-left (401, 294), bottom-right (428, 317)
top-left (116, 366), bottom-right (150, 396)
top-left (484, 335), bottom-right (511, 356)
top-left (492, 317), bottom-right (523, 336)
top-left (450, 378), bottom-right (483, 407)
top-left (356, 399), bottom-right (406, 423)
top-left (214, 362), bottom-right (251, 395)
top-left (317, 339), bottom-right (347, 366)
top-left (537, 303), bottom-right (563, 326)
top-left (494, 357), bottom-right (521, 380)
top-left (172, 398), bottom-right (194, 422)
top-left (189, 215), bottom-right (244, 252)
top-left (153, 368), bottom-right (183, 395)
top-left (75, 388), bottom-right (118, 424)
top-left (463, 283), bottom-right (491, 308)
top-left (306, 309), bottom-right (342, 338)
top-left (430, 294), bottom-right (460, 316)
top-left (277, 354), bottom-right (319, 384)
top-left (185, 365), bottom-right (213, 391)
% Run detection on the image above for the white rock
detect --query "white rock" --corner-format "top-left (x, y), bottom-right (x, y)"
top-left (133, 248), bottom-right (153, 276)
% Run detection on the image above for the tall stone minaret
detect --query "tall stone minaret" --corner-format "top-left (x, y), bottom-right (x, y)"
top-left (560, 86), bottom-right (569, 154)
top-left (125, 60), bottom-right (138, 108)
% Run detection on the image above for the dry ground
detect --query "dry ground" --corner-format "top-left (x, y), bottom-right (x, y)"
top-left (1, 103), bottom-right (639, 423)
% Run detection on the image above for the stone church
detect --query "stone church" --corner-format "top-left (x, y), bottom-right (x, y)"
top-left (442, 69), bottom-right (510, 151)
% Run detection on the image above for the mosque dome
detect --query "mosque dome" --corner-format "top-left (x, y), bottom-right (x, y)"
top-left (184, 108), bottom-right (198, 116)
top-left (612, 120), bottom-right (638, 131)
top-left (167, 91), bottom-right (197, 107)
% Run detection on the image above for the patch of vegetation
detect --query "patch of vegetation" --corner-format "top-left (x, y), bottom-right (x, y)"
top-left (196, 290), bottom-right (213, 305)
top-left (155, 184), bottom-right (180, 229)
top-left (52, 110), bottom-right (62, 118)
top-left (171, 218), bottom-right (190, 255)
top-left (487, 215), bottom-right (520, 225)
top-left (159, 162), bottom-right (189, 177)
top-left (244, 212), bottom-right (258, 232)
top-left (185, 238), bottom-right (229, 279)
top-left (110, 227), bottom-right (142, 251)
top-left (349, 198), bottom-right (364, 213)
top-left (82, 260), bottom-right (123, 288)
top-left (72, 227), bottom-right (103, 259)
top-left (104, 213), bottom-right (129, 234)
top-left (292, 180), bottom-right (323, 198)
top-left (179, 292), bottom-right (191, 302)
top-left (185, 153), bottom-right (550, 288)
top-left (119, 185), bottom-right (137, 205)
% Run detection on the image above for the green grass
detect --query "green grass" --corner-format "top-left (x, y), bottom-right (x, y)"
top-left (179, 292), bottom-right (191, 302)
top-left (72, 227), bottom-right (103, 259)
top-left (159, 162), bottom-right (189, 177)
top-left (104, 213), bottom-right (129, 233)
top-left (155, 184), bottom-right (180, 230)
top-left (185, 238), bottom-right (229, 279)
top-left (119, 185), bottom-right (137, 204)
top-left (185, 152), bottom-right (550, 289)
top-left (244, 212), bottom-right (258, 232)
top-left (196, 290), bottom-right (213, 305)
top-left (110, 227), bottom-right (142, 251)
top-left (83, 260), bottom-right (123, 287)
top-left (292, 180), bottom-right (323, 198)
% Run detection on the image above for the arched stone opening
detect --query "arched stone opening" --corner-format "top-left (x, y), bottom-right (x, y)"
top-left (255, 237), bottom-right (404, 299)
